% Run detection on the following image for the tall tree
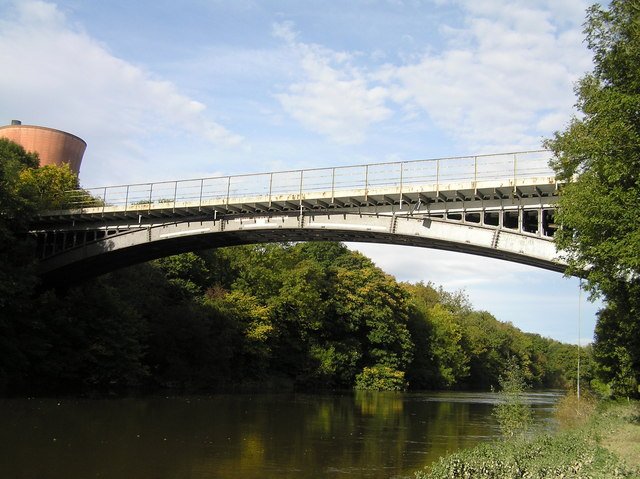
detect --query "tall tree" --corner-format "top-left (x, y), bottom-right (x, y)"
top-left (544, 0), bottom-right (640, 395)
top-left (0, 139), bottom-right (86, 391)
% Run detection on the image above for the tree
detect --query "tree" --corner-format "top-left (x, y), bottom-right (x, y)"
top-left (493, 359), bottom-right (533, 439)
top-left (17, 163), bottom-right (79, 211)
top-left (0, 139), bottom-right (40, 389)
top-left (333, 263), bottom-right (414, 374)
top-left (0, 139), bottom-right (82, 309)
top-left (154, 252), bottom-right (212, 297)
top-left (544, 0), bottom-right (640, 396)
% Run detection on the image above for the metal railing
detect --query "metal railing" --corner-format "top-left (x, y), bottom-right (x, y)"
top-left (63, 150), bottom-right (555, 212)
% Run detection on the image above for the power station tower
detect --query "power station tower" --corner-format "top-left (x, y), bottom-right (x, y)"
top-left (0, 120), bottom-right (86, 175)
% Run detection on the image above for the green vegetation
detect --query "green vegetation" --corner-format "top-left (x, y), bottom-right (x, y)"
top-left (0, 138), bottom-right (80, 390)
top-left (544, 0), bottom-right (640, 398)
top-left (0, 241), bottom-right (588, 394)
top-left (493, 360), bottom-right (533, 439)
top-left (416, 399), bottom-right (640, 479)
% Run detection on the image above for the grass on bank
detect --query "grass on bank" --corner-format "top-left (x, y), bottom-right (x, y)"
top-left (415, 395), bottom-right (640, 479)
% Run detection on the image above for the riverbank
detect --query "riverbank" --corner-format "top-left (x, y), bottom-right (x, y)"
top-left (415, 398), bottom-right (640, 478)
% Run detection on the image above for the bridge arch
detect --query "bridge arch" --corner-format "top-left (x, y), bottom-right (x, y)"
top-left (37, 212), bottom-right (565, 286)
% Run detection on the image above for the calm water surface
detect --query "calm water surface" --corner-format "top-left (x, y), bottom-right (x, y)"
top-left (0, 390), bottom-right (561, 479)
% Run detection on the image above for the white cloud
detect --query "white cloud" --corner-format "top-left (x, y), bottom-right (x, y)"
top-left (0, 0), bottom-right (243, 184)
top-left (273, 22), bottom-right (392, 144)
top-left (273, 2), bottom-right (591, 153)
top-left (385, 0), bottom-right (592, 152)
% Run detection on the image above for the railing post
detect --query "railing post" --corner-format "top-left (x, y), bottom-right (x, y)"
top-left (474, 156), bottom-right (478, 197)
top-left (124, 185), bottom-right (130, 212)
top-left (226, 176), bottom-right (231, 208)
top-left (513, 153), bottom-right (517, 193)
top-left (474, 156), bottom-right (478, 184)
top-left (268, 172), bottom-right (273, 207)
top-left (199, 178), bottom-right (204, 211)
top-left (436, 159), bottom-right (440, 196)
top-left (148, 183), bottom-right (153, 212)
top-left (399, 162), bottom-right (404, 209)
top-left (299, 169), bottom-right (304, 207)
top-left (331, 167), bottom-right (336, 203)
top-left (173, 181), bottom-right (178, 212)
top-left (364, 164), bottom-right (369, 202)
top-left (102, 186), bottom-right (107, 216)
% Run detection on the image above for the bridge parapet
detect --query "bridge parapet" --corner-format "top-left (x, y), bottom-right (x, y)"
top-left (35, 150), bottom-right (558, 227)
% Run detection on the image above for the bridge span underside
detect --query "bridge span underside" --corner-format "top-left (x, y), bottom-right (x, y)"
top-left (36, 212), bottom-right (565, 286)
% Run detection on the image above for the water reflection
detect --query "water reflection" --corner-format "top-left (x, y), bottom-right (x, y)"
top-left (0, 391), bottom-right (561, 479)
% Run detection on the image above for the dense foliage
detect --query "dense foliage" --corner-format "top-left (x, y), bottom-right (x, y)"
top-left (544, 0), bottom-right (640, 397)
top-left (1, 243), bottom-right (586, 394)
top-left (0, 139), bottom-right (79, 390)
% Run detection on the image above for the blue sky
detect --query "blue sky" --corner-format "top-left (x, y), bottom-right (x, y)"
top-left (0, 0), bottom-right (601, 343)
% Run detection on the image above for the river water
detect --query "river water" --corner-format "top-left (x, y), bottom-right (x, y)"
top-left (0, 390), bottom-right (561, 479)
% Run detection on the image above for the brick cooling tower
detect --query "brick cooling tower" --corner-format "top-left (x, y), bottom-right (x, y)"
top-left (0, 120), bottom-right (86, 175)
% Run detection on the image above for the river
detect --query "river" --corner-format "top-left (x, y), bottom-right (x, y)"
top-left (0, 390), bottom-right (561, 478)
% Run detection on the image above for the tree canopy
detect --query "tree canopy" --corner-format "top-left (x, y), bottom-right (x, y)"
top-left (544, 0), bottom-right (640, 396)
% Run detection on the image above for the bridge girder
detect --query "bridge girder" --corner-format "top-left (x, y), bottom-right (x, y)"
top-left (35, 211), bottom-right (566, 286)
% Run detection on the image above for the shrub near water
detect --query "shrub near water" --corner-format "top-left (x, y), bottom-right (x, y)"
top-left (555, 391), bottom-right (598, 430)
top-left (415, 400), bottom-right (639, 479)
top-left (354, 365), bottom-right (407, 391)
top-left (492, 361), bottom-right (532, 438)
top-left (416, 431), bottom-right (634, 479)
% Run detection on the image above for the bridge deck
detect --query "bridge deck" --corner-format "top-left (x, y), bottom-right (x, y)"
top-left (35, 150), bottom-right (558, 225)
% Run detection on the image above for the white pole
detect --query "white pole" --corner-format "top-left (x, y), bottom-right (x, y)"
top-left (577, 279), bottom-right (582, 401)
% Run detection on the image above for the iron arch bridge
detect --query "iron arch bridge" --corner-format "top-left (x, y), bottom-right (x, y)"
top-left (30, 150), bottom-right (566, 284)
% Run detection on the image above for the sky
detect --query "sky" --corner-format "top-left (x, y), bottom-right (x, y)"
top-left (0, 0), bottom-right (602, 343)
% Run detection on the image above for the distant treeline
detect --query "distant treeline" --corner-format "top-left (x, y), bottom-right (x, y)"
top-left (1, 241), bottom-right (591, 394)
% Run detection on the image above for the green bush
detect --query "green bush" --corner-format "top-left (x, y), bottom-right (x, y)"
top-left (416, 431), bottom-right (635, 479)
top-left (354, 365), bottom-right (407, 391)
top-left (493, 360), bottom-right (532, 438)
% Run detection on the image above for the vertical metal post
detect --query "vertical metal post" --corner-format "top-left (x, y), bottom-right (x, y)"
top-left (518, 206), bottom-right (523, 232)
top-left (399, 162), bottom-right (404, 209)
top-left (331, 167), bottom-right (336, 203)
top-left (538, 207), bottom-right (543, 237)
top-left (364, 164), bottom-right (369, 202)
top-left (436, 159), bottom-right (440, 195)
top-left (226, 176), bottom-right (231, 207)
top-left (102, 186), bottom-right (107, 215)
top-left (513, 153), bottom-right (518, 193)
top-left (173, 181), bottom-right (178, 212)
top-left (577, 279), bottom-right (582, 402)
top-left (268, 172), bottom-right (273, 207)
top-left (124, 185), bottom-right (130, 212)
top-left (474, 156), bottom-right (478, 186)
top-left (148, 183), bottom-right (153, 212)
top-left (299, 169), bottom-right (304, 206)
top-left (198, 178), bottom-right (204, 211)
